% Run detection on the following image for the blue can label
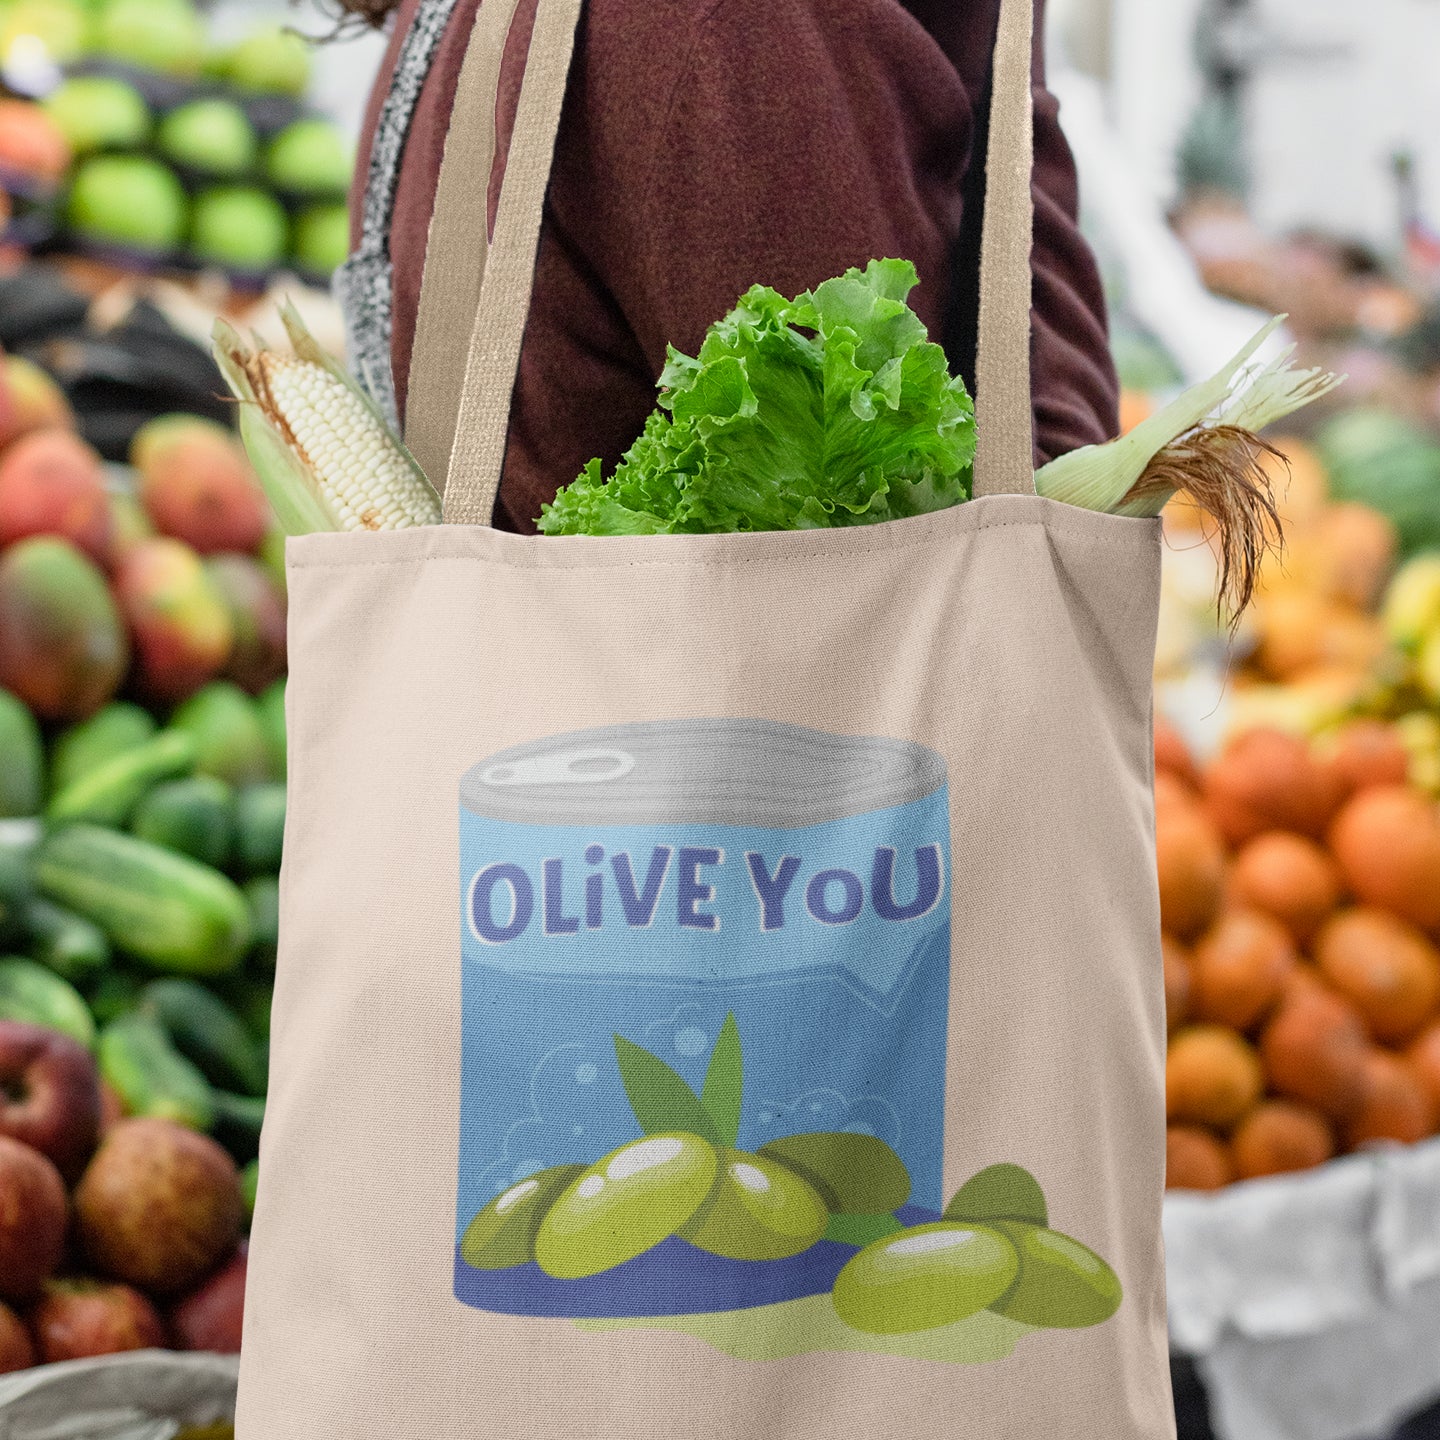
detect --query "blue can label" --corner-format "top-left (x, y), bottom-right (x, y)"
top-left (452, 721), bottom-right (1123, 1363)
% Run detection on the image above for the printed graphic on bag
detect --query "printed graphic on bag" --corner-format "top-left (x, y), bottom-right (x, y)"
top-left (455, 720), bottom-right (1121, 1363)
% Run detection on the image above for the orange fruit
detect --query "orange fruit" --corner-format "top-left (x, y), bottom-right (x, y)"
top-left (1309, 502), bottom-right (1399, 610)
top-left (1318, 720), bottom-right (1410, 801)
top-left (1156, 717), bottom-right (1201, 790)
top-left (1405, 1023), bottom-right (1440, 1117)
top-left (1190, 908), bottom-right (1297, 1031)
top-left (1166, 1026), bottom-right (1264, 1130)
top-left (1347, 1049), bottom-right (1436, 1147)
top-left (1205, 728), bottom-right (1344, 847)
top-left (1163, 936), bottom-right (1192, 1034)
top-left (1166, 1126), bottom-right (1233, 1191)
top-left (1228, 832), bottom-right (1341, 945)
top-left (1156, 802), bottom-right (1226, 941)
top-left (1314, 908), bottom-right (1440, 1045)
top-left (1329, 786), bottom-right (1440, 932)
top-left (1231, 1100), bottom-right (1334, 1179)
top-left (1260, 985), bottom-right (1370, 1123)
top-left (1155, 769), bottom-right (1201, 815)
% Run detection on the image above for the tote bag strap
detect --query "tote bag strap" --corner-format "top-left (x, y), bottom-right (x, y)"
top-left (433, 0), bottom-right (1037, 526)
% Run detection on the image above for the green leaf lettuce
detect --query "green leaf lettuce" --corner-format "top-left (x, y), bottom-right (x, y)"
top-left (537, 258), bottom-right (975, 535)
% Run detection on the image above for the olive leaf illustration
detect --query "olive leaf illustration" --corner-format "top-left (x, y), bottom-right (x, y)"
top-left (700, 1013), bottom-right (743, 1147)
top-left (613, 1034), bottom-right (723, 1147)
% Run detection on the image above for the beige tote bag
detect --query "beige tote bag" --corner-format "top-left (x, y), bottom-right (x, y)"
top-left (236, 0), bottom-right (1175, 1432)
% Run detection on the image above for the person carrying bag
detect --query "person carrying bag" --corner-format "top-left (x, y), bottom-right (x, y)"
top-left (236, 0), bottom-right (1175, 1432)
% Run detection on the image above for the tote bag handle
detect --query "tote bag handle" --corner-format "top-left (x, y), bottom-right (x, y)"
top-left (424, 0), bottom-right (1037, 526)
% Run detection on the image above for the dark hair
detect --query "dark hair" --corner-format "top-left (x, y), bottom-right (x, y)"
top-left (324, 0), bottom-right (403, 28)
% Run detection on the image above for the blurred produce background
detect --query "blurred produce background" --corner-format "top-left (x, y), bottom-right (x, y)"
top-left (0, 1), bottom-right (1436, 1437)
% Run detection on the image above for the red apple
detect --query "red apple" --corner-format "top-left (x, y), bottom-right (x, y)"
top-left (30, 1278), bottom-right (164, 1362)
top-left (169, 1243), bottom-right (245, 1353)
top-left (0, 1136), bottom-right (67, 1302)
top-left (0, 1299), bottom-right (35, 1372)
top-left (76, 1118), bottom-right (243, 1296)
top-left (0, 1020), bottom-right (101, 1179)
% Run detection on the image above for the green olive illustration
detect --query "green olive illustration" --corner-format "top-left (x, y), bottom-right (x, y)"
top-left (680, 1149), bottom-right (829, 1261)
top-left (944, 1163), bottom-right (1048, 1226)
top-left (460, 1164), bottom-right (585, 1270)
top-left (832, 1222), bottom-right (1019, 1335)
top-left (758, 1132), bottom-right (911, 1215)
top-left (534, 1132), bottom-right (719, 1280)
top-left (987, 1222), bottom-right (1123, 1329)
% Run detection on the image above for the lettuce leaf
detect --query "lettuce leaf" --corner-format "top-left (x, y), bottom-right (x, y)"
top-left (537, 258), bottom-right (975, 536)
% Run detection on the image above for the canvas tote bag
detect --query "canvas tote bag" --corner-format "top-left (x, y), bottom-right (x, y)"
top-left (235, 0), bottom-right (1175, 1432)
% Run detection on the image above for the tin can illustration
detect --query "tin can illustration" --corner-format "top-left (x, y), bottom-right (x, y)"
top-left (454, 719), bottom-right (951, 1321)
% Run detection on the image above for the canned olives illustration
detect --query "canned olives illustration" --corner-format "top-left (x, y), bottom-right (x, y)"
top-left (453, 720), bottom-right (1121, 1358)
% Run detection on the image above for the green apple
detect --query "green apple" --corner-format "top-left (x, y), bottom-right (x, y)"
top-left (96, 0), bottom-right (205, 76)
top-left (291, 202), bottom-right (349, 275)
top-left (43, 76), bottom-right (150, 154)
top-left (68, 154), bottom-right (187, 253)
top-left (158, 99), bottom-right (257, 179)
top-left (265, 118), bottom-right (352, 197)
top-left (189, 186), bottom-right (288, 271)
top-left (224, 25), bottom-right (311, 97)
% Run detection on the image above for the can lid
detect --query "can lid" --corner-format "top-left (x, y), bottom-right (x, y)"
top-left (460, 720), bottom-right (946, 827)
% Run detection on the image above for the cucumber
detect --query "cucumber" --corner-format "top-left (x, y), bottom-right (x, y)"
top-left (25, 897), bottom-right (110, 981)
top-left (171, 682), bottom-right (272, 787)
top-left (132, 775), bottom-right (236, 869)
top-left (49, 703), bottom-right (157, 797)
top-left (36, 825), bottom-right (251, 976)
top-left (244, 875), bottom-right (278, 968)
top-left (0, 688), bottom-right (44, 818)
top-left (86, 968), bottom-right (147, 1027)
top-left (235, 783), bottom-right (285, 877)
top-left (0, 825), bottom-right (36, 950)
top-left (211, 1088), bottom-right (265, 1164)
top-left (217, 971), bottom-right (272, 1043)
top-left (143, 977), bottom-right (267, 1096)
top-left (240, 1157), bottom-right (259, 1221)
top-left (48, 730), bottom-right (197, 828)
top-left (257, 678), bottom-right (286, 778)
top-left (0, 956), bottom-right (94, 1048)
top-left (98, 1011), bottom-right (215, 1131)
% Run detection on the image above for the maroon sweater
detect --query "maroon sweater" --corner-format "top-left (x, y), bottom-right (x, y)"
top-left (354, 0), bottom-right (1119, 533)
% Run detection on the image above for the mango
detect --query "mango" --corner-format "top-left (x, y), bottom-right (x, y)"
top-left (133, 416), bottom-right (268, 557)
top-left (0, 537), bottom-right (127, 720)
top-left (170, 683), bottom-right (271, 788)
top-left (757, 1132), bottom-right (910, 1214)
top-left (106, 489), bottom-right (155, 568)
top-left (113, 538), bottom-right (232, 703)
top-left (535, 1133), bottom-right (718, 1280)
top-left (832, 1223), bottom-right (1019, 1336)
top-left (0, 357), bottom-right (74, 450)
top-left (944, 1163), bottom-right (1048, 1226)
top-left (205, 555), bottom-right (286, 695)
top-left (0, 429), bottom-right (112, 562)
top-left (680, 1150), bottom-right (828, 1261)
top-left (461, 1165), bottom-right (584, 1271)
top-left (987, 1223), bottom-right (1123, 1330)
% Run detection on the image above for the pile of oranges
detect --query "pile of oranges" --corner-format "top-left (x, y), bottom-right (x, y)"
top-left (1159, 717), bottom-right (1440, 1189)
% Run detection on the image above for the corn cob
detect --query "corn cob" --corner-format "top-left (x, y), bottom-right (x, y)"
top-left (213, 301), bottom-right (441, 535)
